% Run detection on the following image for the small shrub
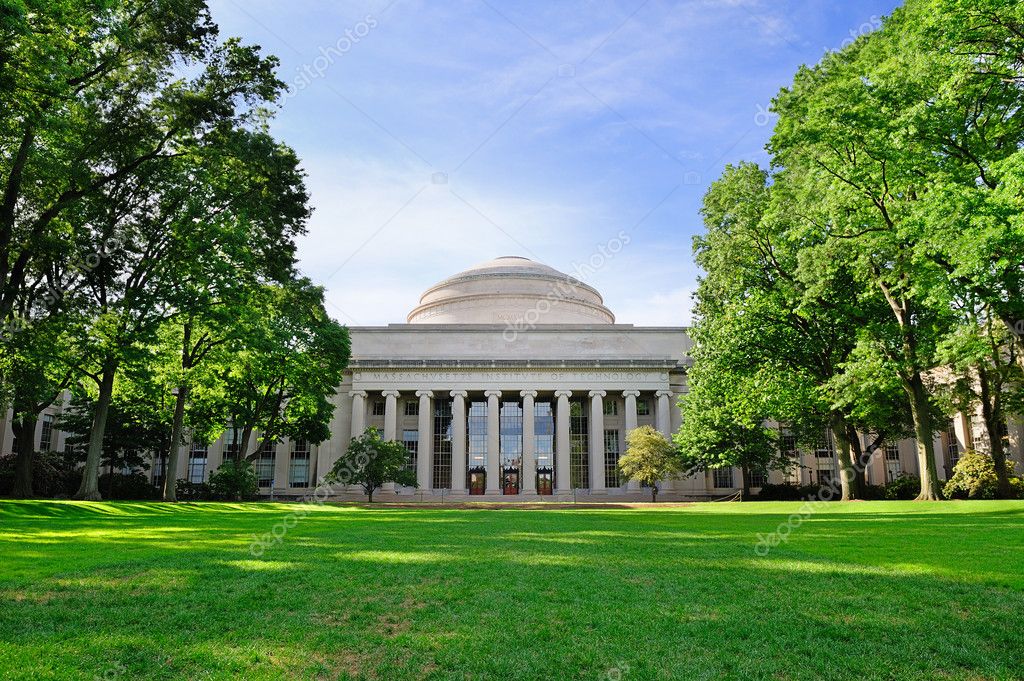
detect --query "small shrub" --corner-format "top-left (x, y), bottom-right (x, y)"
top-left (175, 479), bottom-right (212, 501)
top-left (860, 484), bottom-right (886, 501)
top-left (943, 450), bottom-right (1015, 500)
top-left (98, 472), bottom-right (159, 500)
top-left (209, 460), bottom-right (258, 501)
top-left (0, 451), bottom-right (81, 498)
top-left (755, 483), bottom-right (803, 501)
top-left (884, 474), bottom-right (920, 500)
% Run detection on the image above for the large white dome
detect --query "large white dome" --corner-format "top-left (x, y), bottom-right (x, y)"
top-left (407, 256), bottom-right (615, 325)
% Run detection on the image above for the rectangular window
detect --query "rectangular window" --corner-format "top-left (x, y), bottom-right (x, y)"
top-left (500, 401), bottom-right (523, 495)
top-left (569, 399), bottom-right (589, 488)
top-left (603, 400), bottom-right (618, 416)
top-left (604, 429), bottom-right (620, 488)
top-left (779, 433), bottom-right (798, 458)
top-left (818, 469), bottom-right (834, 487)
top-left (256, 440), bottom-right (276, 487)
top-left (815, 431), bottom-right (835, 458)
top-left (404, 401), bottom-right (419, 417)
top-left (372, 400), bottom-right (385, 416)
top-left (432, 399), bottom-right (453, 489)
top-left (289, 440), bottom-right (310, 488)
top-left (884, 443), bottom-right (902, 482)
top-left (152, 453), bottom-right (167, 489)
top-left (39, 414), bottom-right (54, 451)
top-left (467, 401), bottom-right (488, 475)
top-left (636, 399), bottom-right (650, 416)
top-left (223, 429), bottom-right (240, 462)
top-left (884, 443), bottom-right (900, 460)
top-left (402, 429), bottom-right (419, 474)
top-left (748, 470), bottom-right (767, 488)
top-left (713, 468), bottom-right (734, 488)
top-left (188, 443), bottom-right (208, 483)
top-left (535, 401), bottom-right (555, 493)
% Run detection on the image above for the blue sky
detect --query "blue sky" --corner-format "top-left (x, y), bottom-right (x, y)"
top-left (208, 0), bottom-right (902, 327)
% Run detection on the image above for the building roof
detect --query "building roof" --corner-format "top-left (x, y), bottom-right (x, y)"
top-left (407, 256), bottom-right (615, 325)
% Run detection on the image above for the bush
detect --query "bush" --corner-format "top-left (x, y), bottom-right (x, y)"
top-left (754, 483), bottom-right (803, 501)
top-left (860, 483), bottom-right (886, 501)
top-left (0, 451), bottom-right (81, 498)
top-left (943, 450), bottom-right (1017, 500)
top-left (884, 474), bottom-right (920, 500)
top-left (98, 472), bottom-right (159, 500)
top-left (209, 460), bottom-right (258, 501)
top-left (175, 479), bottom-right (212, 501)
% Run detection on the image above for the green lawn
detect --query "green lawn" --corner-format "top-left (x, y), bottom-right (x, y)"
top-left (1, 501), bottom-right (1023, 680)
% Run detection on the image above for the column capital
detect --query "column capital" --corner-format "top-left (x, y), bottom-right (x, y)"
top-left (349, 390), bottom-right (368, 398)
top-left (554, 390), bottom-right (573, 398)
top-left (449, 390), bottom-right (469, 398)
top-left (415, 390), bottom-right (434, 398)
top-left (656, 390), bottom-right (673, 398)
top-left (519, 390), bottom-right (538, 399)
top-left (484, 390), bottom-right (502, 399)
top-left (622, 390), bottom-right (641, 398)
top-left (382, 390), bottom-right (401, 398)
top-left (588, 390), bottom-right (607, 399)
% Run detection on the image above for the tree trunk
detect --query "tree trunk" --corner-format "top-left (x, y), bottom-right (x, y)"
top-left (239, 426), bottom-right (254, 461)
top-left (906, 375), bottom-right (942, 500)
top-left (11, 416), bottom-right (37, 498)
top-left (847, 429), bottom-right (870, 498)
top-left (830, 413), bottom-right (857, 501)
top-left (651, 485), bottom-right (657, 503)
top-left (740, 464), bottom-right (751, 500)
top-left (977, 364), bottom-right (1012, 498)
top-left (367, 486), bottom-right (374, 503)
top-left (162, 384), bottom-right (189, 502)
top-left (74, 360), bottom-right (119, 501)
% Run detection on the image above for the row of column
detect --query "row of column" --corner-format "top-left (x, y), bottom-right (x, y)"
top-left (348, 388), bottom-right (675, 494)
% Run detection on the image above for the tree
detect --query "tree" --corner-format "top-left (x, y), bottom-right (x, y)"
top-left (619, 426), bottom-right (683, 502)
top-left (215, 280), bottom-right (350, 465)
top-left (325, 428), bottom-right (417, 502)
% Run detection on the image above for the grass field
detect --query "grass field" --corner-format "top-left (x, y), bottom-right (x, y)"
top-left (1, 501), bottom-right (1023, 680)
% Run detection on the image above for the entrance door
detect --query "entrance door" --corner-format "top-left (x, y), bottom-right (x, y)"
top-left (502, 467), bottom-right (519, 495)
top-left (468, 468), bottom-right (486, 495)
top-left (536, 467), bottom-right (553, 495)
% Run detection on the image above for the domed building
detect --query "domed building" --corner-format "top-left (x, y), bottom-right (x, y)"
top-left (325, 255), bottom-right (697, 499)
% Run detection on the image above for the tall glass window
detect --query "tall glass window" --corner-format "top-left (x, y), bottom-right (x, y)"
top-left (500, 401), bottom-right (523, 494)
top-left (535, 401), bottom-right (555, 494)
top-left (467, 400), bottom-right (488, 494)
top-left (152, 453), bottom-right (167, 489)
top-left (289, 439), bottom-right (310, 488)
top-left (569, 399), bottom-right (589, 489)
top-left (188, 443), bottom-right (208, 483)
top-left (256, 440), bottom-right (276, 487)
top-left (223, 429), bottom-right (240, 461)
top-left (603, 429), bottom-right (620, 488)
top-left (713, 467), bottom-right (734, 488)
top-left (402, 429), bottom-right (419, 474)
top-left (39, 414), bottom-right (54, 451)
top-left (432, 399), bottom-right (452, 489)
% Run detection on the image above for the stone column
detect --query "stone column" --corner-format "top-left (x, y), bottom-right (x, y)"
top-left (349, 390), bottom-right (367, 440)
top-left (623, 390), bottom-right (640, 491)
top-left (485, 390), bottom-right (502, 494)
top-left (382, 390), bottom-right (400, 441)
top-left (450, 390), bottom-right (468, 493)
top-left (520, 390), bottom-right (537, 494)
top-left (656, 390), bottom-right (672, 439)
top-left (589, 390), bottom-right (606, 493)
top-left (381, 390), bottom-right (400, 493)
top-left (416, 391), bottom-right (433, 492)
top-left (554, 390), bottom-right (572, 492)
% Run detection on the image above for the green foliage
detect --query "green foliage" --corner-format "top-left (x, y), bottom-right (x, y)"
top-left (325, 428), bottom-right (417, 502)
top-left (208, 460), bottom-right (258, 501)
top-left (943, 451), bottom-right (1019, 500)
top-left (174, 479), bottom-right (212, 501)
top-left (97, 472), bottom-right (159, 501)
top-left (0, 451), bottom-right (79, 498)
top-left (619, 426), bottom-right (683, 501)
top-left (884, 475), bottom-right (921, 501)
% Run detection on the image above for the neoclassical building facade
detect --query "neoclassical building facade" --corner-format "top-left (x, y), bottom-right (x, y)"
top-left (3, 256), bottom-right (1023, 499)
